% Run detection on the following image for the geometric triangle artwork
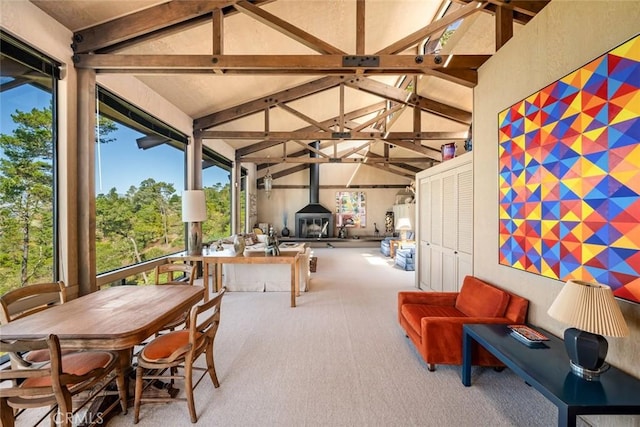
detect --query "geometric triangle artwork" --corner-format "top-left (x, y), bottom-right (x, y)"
top-left (498, 34), bottom-right (640, 304)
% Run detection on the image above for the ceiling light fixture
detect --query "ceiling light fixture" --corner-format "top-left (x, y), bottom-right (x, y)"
top-left (264, 168), bottom-right (273, 199)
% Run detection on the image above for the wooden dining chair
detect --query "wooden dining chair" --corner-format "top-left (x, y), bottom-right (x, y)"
top-left (154, 262), bottom-right (196, 287)
top-left (154, 262), bottom-right (198, 332)
top-left (0, 281), bottom-right (68, 367)
top-left (0, 334), bottom-right (128, 427)
top-left (134, 287), bottom-right (226, 424)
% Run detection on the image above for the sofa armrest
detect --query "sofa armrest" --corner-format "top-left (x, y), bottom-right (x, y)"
top-left (398, 291), bottom-right (458, 324)
top-left (420, 316), bottom-right (514, 364)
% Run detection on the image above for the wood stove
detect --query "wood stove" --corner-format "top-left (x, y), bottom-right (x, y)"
top-left (295, 141), bottom-right (334, 238)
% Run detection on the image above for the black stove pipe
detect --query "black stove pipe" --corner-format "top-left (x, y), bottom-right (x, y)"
top-left (309, 140), bottom-right (320, 204)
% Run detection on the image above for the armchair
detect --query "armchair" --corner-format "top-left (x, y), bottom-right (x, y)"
top-left (394, 246), bottom-right (415, 271)
top-left (380, 231), bottom-right (414, 257)
top-left (397, 276), bottom-right (528, 371)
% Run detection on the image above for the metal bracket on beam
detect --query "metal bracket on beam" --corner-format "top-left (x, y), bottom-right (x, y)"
top-left (342, 56), bottom-right (380, 67)
top-left (332, 132), bottom-right (351, 139)
top-left (329, 158), bottom-right (343, 163)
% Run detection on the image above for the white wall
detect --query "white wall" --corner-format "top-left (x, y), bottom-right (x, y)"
top-left (474, 2), bottom-right (640, 424)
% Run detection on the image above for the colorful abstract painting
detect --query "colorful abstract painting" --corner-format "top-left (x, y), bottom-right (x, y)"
top-left (498, 35), bottom-right (640, 304)
top-left (335, 191), bottom-right (366, 228)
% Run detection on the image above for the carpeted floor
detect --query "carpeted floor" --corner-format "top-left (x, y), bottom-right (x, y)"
top-left (15, 247), bottom-right (559, 426)
top-left (109, 247), bottom-right (558, 427)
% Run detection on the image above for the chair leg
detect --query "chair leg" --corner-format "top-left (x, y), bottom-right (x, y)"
top-left (427, 363), bottom-right (436, 372)
top-left (133, 365), bottom-right (144, 424)
top-left (184, 362), bottom-right (197, 423)
top-left (205, 347), bottom-right (220, 388)
top-left (56, 390), bottom-right (73, 427)
top-left (1, 399), bottom-right (15, 427)
top-left (115, 366), bottom-right (128, 415)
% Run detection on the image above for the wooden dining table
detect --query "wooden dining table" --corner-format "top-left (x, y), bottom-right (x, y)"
top-left (0, 285), bottom-right (204, 394)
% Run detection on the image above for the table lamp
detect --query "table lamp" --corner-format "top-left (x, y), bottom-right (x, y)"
top-left (396, 217), bottom-right (412, 241)
top-left (547, 279), bottom-right (629, 380)
top-left (182, 190), bottom-right (207, 255)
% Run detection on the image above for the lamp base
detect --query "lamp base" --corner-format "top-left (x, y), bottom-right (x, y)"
top-left (188, 222), bottom-right (203, 256)
top-left (569, 360), bottom-right (609, 381)
top-left (564, 327), bottom-right (609, 381)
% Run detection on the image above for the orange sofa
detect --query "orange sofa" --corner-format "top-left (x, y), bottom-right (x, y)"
top-left (398, 276), bottom-right (529, 371)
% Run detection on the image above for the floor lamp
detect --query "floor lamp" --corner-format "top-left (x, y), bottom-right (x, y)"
top-left (182, 190), bottom-right (207, 256)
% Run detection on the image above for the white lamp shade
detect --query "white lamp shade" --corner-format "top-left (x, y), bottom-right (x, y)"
top-left (547, 280), bottom-right (629, 337)
top-left (396, 217), bottom-right (412, 230)
top-left (181, 190), bottom-right (207, 222)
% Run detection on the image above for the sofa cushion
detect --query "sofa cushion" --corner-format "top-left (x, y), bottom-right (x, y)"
top-left (401, 304), bottom-right (466, 335)
top-left (455, 277), bottom-right (510, 318)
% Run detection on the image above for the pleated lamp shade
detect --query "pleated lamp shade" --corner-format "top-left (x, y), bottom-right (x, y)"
top-left (547, 280), bottom-right (629, 337)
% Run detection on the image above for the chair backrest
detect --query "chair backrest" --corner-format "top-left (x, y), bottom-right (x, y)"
top-left (0, 335), bottom-right (65, 401)
top-left (0, 281), bottom-right (67, 325)
top-left (0, 334), bottom-right (121, 426)
top-left (183, 287), bottom-right (225, 362)
top-left (154, 263), bottom-right (195, 286)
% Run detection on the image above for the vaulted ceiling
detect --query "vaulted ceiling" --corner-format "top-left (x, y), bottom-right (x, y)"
top-left (31, 0), bottom-right (549, 181)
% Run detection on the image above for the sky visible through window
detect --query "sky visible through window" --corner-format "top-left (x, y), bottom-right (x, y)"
top-left (1, 86), bottom-right (229, 195)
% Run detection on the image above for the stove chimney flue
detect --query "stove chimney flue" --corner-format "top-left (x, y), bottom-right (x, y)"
top-left (309, 140), bottom-right (320, 204)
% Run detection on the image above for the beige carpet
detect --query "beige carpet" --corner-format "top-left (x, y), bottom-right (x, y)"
top-left (107, 247), bottom-right (558, 427)
top-left (16, 247), bottom-right (558, 426)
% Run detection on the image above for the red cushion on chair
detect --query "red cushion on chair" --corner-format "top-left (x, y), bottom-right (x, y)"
top-left (141, 330), bottom-right (201, 361)
top-left (24, 348), bottom-right (75, 363)
top-left (22, 351), bottom-right (114, 388)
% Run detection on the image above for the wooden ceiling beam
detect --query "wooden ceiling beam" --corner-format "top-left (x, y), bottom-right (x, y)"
top-left (200, 130), bottom-right (468, 141)
top-left (276, 103), bottom-right (335, 133)
top-left (356, 0), bottom-right (365, 55)
top-left (377, 1), bottom-right (484, 55)
top-left (452, 0), bottom-right (547, 24)
top-left (344, 76), bottom-right (472, 124)
top-left (236, 102), bottom-right (387, 156)
top-left (243, 156), bottom-right (433, 164)
top-left (256, 164), bottom-right (309, 187)
top-left (366, 152), bottom-right (427, 174)
top-left (233, 0), bottom-right (345, 55)
top-left (73, 53), bottom-right (488, 72)
top-left (483, 0), bottom-right (549, 17)
top-left (72, 1), bottom-right (235, 54)
top-left (195, 76), bottom-right (345, 130)
top-left (495, 4), bottom-right (514, 50)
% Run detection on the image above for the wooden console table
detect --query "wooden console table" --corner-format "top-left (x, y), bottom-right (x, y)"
top-left (169, 250), bottom-right (301, 307)
top-left (462, 324), bottom-right (640, 427)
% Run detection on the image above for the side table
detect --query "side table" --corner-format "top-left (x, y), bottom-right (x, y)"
top-left (462, 324), bottom-right (640, 427)
top-left (390, 239), bottom-right (415, 258)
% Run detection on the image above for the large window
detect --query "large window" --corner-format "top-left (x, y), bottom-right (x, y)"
top-left (95, 89), bottom-right (247, 282)
top-left (95, 88), bottom-right (188, 275)
top-left (201, 148), bottom-right (246, 240)
top-left (0, 32), bottom-right (59, 295)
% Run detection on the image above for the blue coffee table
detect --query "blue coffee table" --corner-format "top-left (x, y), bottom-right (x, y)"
top-left (462, 324), bottom-right (640, 427)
